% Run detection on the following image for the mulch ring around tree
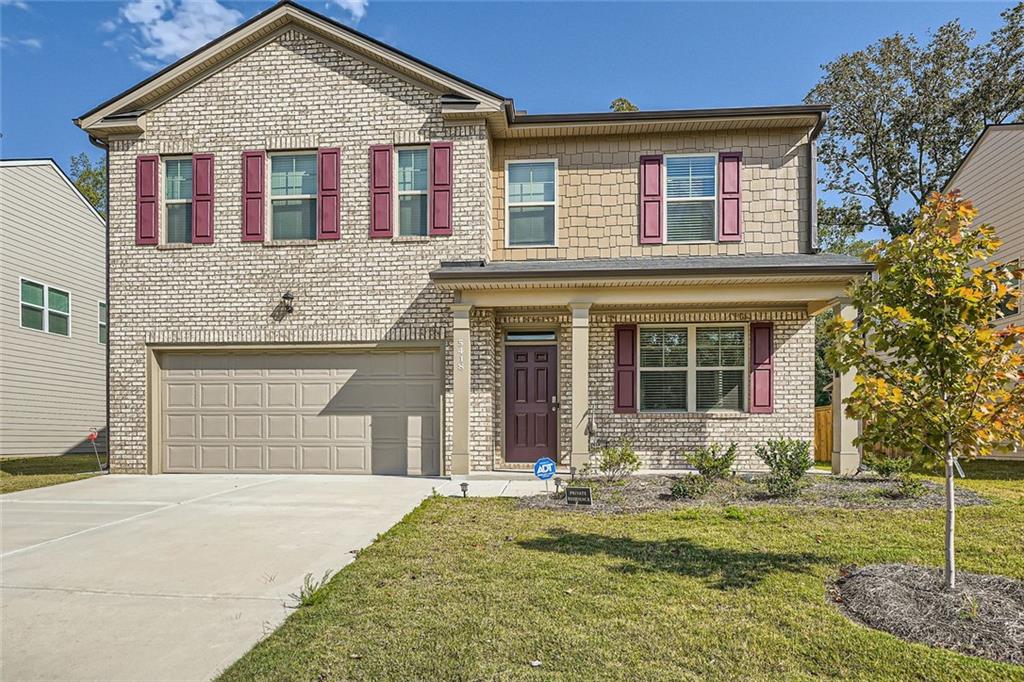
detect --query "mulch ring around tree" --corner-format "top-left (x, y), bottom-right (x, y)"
top-left (516, 474), bottom-right (990, 514)
top-left (829, 564), bottom-right (1024, 666)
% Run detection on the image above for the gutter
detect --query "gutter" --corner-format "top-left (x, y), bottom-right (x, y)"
top-left (430, 262), bottom-right (874, 283)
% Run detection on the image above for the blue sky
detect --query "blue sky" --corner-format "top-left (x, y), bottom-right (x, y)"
top-left (0, 1), bottom-right (1011, 187)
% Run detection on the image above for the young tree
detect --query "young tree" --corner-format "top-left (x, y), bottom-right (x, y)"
top-left (609, 97), bottom-right (639, 112)
top-left (807, 3), bottom-right (1024, 237)
top-left (828, 193), bottom-right (1024, 589)
top-left (70, 152), bottom-right (106, 217)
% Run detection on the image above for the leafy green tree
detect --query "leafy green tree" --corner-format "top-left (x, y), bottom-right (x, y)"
top-left (828, 193), bottom-right (1024, 589)
top-left (807, 3), bottom-right (1024, 237)
top-left (610, 98), bottom-right (639, 112)
top-left (70, 152), bottom-right (106, 217)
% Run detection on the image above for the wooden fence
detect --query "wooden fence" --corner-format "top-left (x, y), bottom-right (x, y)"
top-left (813, 406), bottom-right (832, 462)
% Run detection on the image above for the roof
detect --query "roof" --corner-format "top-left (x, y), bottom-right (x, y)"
top-left (0, 158), bottom-right (106, 224)
top-left (430, 253), bottom-right (873, 283)
top-left (76, 0), bottom-right (829, 141)
top-left (944, 123), bottom-right (1024, 192)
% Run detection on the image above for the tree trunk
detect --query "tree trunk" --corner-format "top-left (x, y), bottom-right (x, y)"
top-left (943, 433), bottom-right (956, 590)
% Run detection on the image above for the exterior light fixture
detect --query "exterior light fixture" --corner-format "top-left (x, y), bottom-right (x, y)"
top-left (281, 291), bottom-right (294, 314)
top-left (570, 466), bottom-right (577, 482)
top-left (554, 477), bottom-right (563, 494)
top-left (460, 481), bottom-right (469, 498)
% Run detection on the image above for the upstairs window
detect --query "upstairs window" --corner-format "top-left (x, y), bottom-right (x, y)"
top-left (270, 152), bottom-right (317, 240)
top-left (665, 155), bottom-right (716, 243)
top-left (20, 279), bottom-right (70, 336)
top-left (397, 147), bottom-right (429, 236)
top-left (507, 160), bottom-right (556, 247)
top-left (164, 158), bottom-right (192, 244)
top-left (99, 302), bottom-right (108, 345)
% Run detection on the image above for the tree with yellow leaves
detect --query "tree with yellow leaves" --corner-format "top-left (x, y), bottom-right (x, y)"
top-left (828, 192), bottom-right (1023, 590)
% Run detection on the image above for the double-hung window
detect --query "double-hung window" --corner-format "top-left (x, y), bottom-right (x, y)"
top-left (997, 258), bottom-right (1021, 318)
top-left (397, 147), bottom-right (429, 236)
top-left (665, 155), bottom-right (716, 242)
top-left (98, 302), bottom-right (108, 344)
top-left (20, 279), bottom-right (70, 336)
top-left (506, 160), bottom-right (556, 246)
top-left (638, 325), bottom-right (746, 412)
top-left (164, 158), bottom-right (193, 244)
top-left (270, 152), bottom-right (317, 240)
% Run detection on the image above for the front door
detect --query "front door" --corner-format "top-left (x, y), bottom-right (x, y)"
top-left (505, 345), bottom-right (558, 462)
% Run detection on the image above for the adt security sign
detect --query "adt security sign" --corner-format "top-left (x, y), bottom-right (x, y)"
top-left (533, 457), bottom-right (556, 480)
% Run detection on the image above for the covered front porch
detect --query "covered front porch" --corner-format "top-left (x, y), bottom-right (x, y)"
top-left (431, 254), bottom-right (872, 477)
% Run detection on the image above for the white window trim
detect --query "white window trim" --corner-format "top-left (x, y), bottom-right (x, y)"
top-left (504, 158), bottom-right (558, 248)
top-left (395, 145), bottom-right (429, 237)
top-left (637, 323), bottom-right (748, 413)
top-left (663, 152), bottom-right (718, 245)
top-left (19, 276), bottom-right (70, 337)
top-left (162, 155), bottom-right (193, 245)
top-left (98, 300), bottom-right (108, 345)
top-left (267, 150), bottom-right (318, 241)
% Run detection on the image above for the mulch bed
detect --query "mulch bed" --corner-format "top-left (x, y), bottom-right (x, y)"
top-left (829, 564), bottom-right (1024, 665)
top-left (517, 474), bottom-right (990, 514)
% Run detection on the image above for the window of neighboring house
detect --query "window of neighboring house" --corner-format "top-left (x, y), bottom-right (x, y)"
top-left (98, 302), bottom-right (108, 345)
top-left (665, 155), bottom-right (716, 243)
top-left (507, 160), bottom-right (556, 246)
top-left (639, 327), bottom-right (689, 411)
top-left (397, 147), bottom-right (429, 236)
top-left (695, 326), bottom-right (746, 411)
top-left (998, 258), bottom-right (1022, 318)
top-left (638, 325), bottom-right (747, 412)
top-left (20, 279), bottom-right (70, 336)
top-left (270, 152), bottom-right (317, 240)
top-left (164, 157), bottom-right (193, 244)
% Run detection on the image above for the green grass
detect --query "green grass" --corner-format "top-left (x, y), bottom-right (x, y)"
top-left (0, 453), bottom-right (108, 494)
top-left (220, 461), bottom-right (1024, 681)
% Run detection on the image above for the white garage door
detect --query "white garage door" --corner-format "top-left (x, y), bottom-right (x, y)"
top-left (159, 349), bottom-right (442, 475)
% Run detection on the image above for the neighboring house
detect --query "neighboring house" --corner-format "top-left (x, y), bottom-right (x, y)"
top-left (0, 159), bottom-right (107, 456)
top-left (74, 0), bottom-right (869, 477)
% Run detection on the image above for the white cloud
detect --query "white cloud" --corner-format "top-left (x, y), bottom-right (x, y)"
top-left (329, 0), bottom-right (368, 22)
top-left (0, 0), bottom-right (30, 10)
top-left (116, 0), bottom-right (244, 68)
top-left (0, 35), bottom-right (42, 50)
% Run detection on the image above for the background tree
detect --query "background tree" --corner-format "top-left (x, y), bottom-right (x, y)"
top-left (828, 193), bottom-right (1024, 589)
top-left (807, 3), bottom-right (1023, 237)
top-left (70, 152), bottom-right (106, 217)
top-left (610, 97), bottom-right (639, 112)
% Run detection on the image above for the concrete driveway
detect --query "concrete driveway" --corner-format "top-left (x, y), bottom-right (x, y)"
top-left (0, 474), bottom-right (453, 681)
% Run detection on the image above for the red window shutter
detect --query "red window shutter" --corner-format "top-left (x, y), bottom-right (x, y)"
top-left (191, 154), bottom-right (214, 244)
top-left (135, 155), bottom-right (159, 245)
top-left (428, 141), bottom-right (453, 236)
top-left (614, 324), bottom-right (638, 413)
top-left (719, 151), bottom-right (743, 242)
top-left (317, 147), bottom-right (340, 240)
top-left (639, 155), bottom-right (663, 244)
top-left (749, 322), bottom-right (774, 413)
top-left (241, 151), bottom-right (265, 242)
top-left (369, 144), bottom-right (393, 238)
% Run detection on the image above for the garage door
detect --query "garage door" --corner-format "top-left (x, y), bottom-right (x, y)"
top-left (159, 349), bottom-right (442, 475)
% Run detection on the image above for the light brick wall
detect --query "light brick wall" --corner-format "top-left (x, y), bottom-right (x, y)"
top-left (492, 131), bottom-right (811, 261)
top-left (105, 29), bottom-right (490, 472)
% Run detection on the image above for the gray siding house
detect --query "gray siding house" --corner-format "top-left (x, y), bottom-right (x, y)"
top-left (0, 159), bottom-right (107, 456)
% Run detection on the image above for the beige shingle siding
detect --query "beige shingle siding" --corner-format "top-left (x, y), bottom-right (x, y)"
top-left (0, 163), bottom-right (107, 455)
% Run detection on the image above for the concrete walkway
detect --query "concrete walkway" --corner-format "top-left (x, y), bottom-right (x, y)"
top-left (0, 474), bottom-right (548, 682)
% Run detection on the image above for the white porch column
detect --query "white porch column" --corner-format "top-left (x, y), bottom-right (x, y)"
top-left (451, 304), bottom-right (472, 476)
top-left (569, 302), bottom-right (592, 470)
top-left (831, 299), bottom-right (861, 475)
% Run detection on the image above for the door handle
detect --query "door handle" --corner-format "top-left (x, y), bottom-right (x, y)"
top-left (551, 396), bottom-right (560, 412)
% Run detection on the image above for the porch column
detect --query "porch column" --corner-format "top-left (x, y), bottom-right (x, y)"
top-left (451, 304), bottom-right (472, 476)
top-left (569, 302), bottom-right (592, 470)
top-left (831, 299), bottom-right (861, 475)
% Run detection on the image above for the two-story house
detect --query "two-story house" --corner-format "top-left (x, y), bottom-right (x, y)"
top-left (75, 1), bottom-right (869, 478)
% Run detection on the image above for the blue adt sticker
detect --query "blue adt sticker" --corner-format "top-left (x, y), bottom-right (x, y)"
top-left (533, 457), bottom-right (556, 480)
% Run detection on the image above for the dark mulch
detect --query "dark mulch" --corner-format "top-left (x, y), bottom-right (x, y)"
top-left (829, 564), bottom-right (1024, 665)
top-left (517, 474), bottom-right (990, 514)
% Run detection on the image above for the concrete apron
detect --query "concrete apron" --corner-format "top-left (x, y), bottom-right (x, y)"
top-left (0, 474), bottom-right (546, 682)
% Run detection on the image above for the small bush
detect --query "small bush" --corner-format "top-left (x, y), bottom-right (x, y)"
top-left (756, 438), bottom-right (812, 497)
top-left (670, 475), bottom-right (712, 500)
top-left (866, 453), bottom-right (913, 479)
top-left (685, 443), bottom-right (738, 481)
top-left (592, 438), bottom-right (641, 481)
top-left (894, 473), bottom-right (926, 499)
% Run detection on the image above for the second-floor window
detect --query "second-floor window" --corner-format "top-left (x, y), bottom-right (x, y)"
top-left (665, 155), bottom-right (716, 243)
top-left (507, 160), bottom-right (556, 247)
top-left (397, 147), bottom-right (428, 236)
top-left (270, 152), bottom-right (317, 240)
top-left (20, 279), bottom-right (70, 336)
top-left (164, 158), bottom-right (193, 244)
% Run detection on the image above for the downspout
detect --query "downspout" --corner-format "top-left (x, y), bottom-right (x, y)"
top-left (88, 134), bottom-right (110, 467)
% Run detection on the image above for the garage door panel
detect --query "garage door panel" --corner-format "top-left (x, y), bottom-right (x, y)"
top-left (300, 383), bottom-right (332, 409)
top-left (267, 383), bottom-right (298, 407)
top-left (234, 415), bottom-right (263, 439)
top-left (233, 445), bottom-right (263, 469)
top-left (167, 445), bottom-right (196, 470)
top-left (200, 415), bottom-right (229, 439)
top-left (167, 384), bottom-right (196, 408)
top-left (268, 446), bottom-right (298, 469)
top-left (300, 446), bottom-right (332, 471)
top-left (300, 414), bottom-right (331, 439)
top-left (200, 446), bottom-right (230, 470)
top-left (233, 383), bottom-right (263, 407)
top-left (199, 384), bottom-right (229, 408)
top-left (166, 415), bottom-right (196, 439)
top-left (267, 415), bottom-right (298, 439)
top-left (336, 445), bottom-right (369, 471)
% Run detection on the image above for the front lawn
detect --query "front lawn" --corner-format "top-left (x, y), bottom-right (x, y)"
top-left (0, 453), bottom-right (107, 494)
top-left (220, 461), bottom-right (1024, 681)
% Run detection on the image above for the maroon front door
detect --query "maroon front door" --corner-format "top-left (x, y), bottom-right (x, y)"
top-left (505, 345), bottom-right (558, 462)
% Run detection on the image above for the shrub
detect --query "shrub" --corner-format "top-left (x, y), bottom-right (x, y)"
top-left (592, 438), bottom-right (640, 481)
top-left (756, 438), bottom-right (812, 497)
top-left (685, 443), bottom-right (738, 481)
top-left (865, 453), bottom-right (913, 479)
top-left (670, 475), bottom-right (712, 500)
top-left (894, 473), bottom-right (926, 499)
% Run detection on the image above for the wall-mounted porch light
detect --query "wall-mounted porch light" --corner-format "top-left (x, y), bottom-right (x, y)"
top-left (281, 291), bottom-right (294, 314)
